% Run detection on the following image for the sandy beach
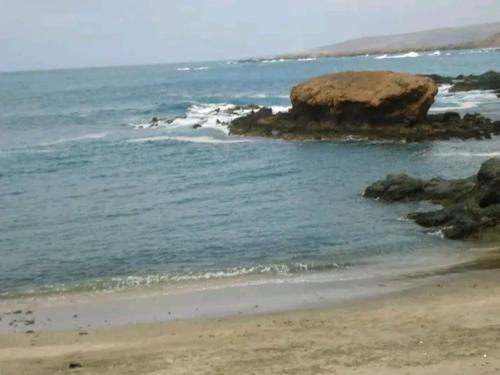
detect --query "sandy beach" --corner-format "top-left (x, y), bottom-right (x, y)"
top-left (1, 253), bottom-right (500, 375)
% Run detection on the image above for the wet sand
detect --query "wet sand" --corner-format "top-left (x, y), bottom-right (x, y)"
top-left (1, 260), bottom-right (500, 374)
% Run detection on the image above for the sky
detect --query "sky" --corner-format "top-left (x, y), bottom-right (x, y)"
top-left (1, 0), bottom-right (499, 72)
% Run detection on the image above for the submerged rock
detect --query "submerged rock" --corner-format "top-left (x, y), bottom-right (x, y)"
top-left (229, 71), bottom-right (500, 142)
top-left (290, 71), bottom-right (438, 123)
top-left (364, 158), bottom-right (500, 240)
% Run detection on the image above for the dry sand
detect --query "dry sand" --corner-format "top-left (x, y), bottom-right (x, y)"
top-left (1, 265), bottom-right (500, 374)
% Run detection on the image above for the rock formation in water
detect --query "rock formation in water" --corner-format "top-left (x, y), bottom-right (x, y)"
top-left (424, 71), bottom-right (500, 97)
top-left (229, 71), bottom-right (500, 141)
top-left (364, 158), bottom-right (500, 240)
top-left (289, 71), bottom-right (437, 123)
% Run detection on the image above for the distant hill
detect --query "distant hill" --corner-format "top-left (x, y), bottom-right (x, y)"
top-left (280, 22), bottom-right (500, 59)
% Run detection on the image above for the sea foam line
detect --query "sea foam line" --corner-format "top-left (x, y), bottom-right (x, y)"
top-left (40, 132), bottom-right (108, 146)
top-left (375, 51), bottom-right (420, 59)
top-left (127, 135), bottom-right (252, 144)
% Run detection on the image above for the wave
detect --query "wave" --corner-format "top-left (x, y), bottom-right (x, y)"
top-left (458, 48), bottom-right (500, 55)
top-left (111, 262), bottom-right (348, 287)
top-left (434, 152), bottom-right (500, 157)
top-left (132, 103), bottom-right (291, 133)
top-left (270, 105), bottom-right (291, 113)
top-left (430, 85), bottom-right (499, 113)
top-left (261, 58), bottom-right (286, 64)
top-left (1, 261), bottom-right (352, 298)
top-left (297, 57), bottom-right (317, 62)
top-left (427, 50), bottom-right (441, 56)
top-left (40, 132), bottom-right (108, 146)
top-left (375, 51), bottom-right (420, 60)
top-left (127, 135), bottom-right (252, 144)
top-left (427, 229), bottom-right (446, 239)
top-left (430, 102), bottom-right (479, 112)
top-left (177, 66), bottom-right (208, 72)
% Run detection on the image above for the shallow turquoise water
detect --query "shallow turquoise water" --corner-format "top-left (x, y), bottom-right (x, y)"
top-left (1, 49), bottom-right (500, 297)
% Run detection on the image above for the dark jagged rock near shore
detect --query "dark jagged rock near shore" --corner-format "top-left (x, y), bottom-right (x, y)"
top-left (425, 71), bottom-right (500, 97)
top-left (364, 158), bottom-right (500, 240)
top-left (229, 71), bottom-right (500, 142)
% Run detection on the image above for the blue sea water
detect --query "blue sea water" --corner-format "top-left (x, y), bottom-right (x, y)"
top-left (1, 49), bottom-right (500, 298)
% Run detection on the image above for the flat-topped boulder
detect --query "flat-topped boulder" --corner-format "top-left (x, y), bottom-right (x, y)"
top-left (290, 71), bottom-right (438, 123)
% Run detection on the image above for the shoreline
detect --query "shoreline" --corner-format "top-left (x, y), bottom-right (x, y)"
top-left (1, 248), bottom-right (500, 374)
top-left (244, 46), bottom-right (500, 64)
top-left (0, 242), bottom-right (477, 333)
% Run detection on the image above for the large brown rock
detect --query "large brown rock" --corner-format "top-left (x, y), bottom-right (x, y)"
top-left (290, 71), bottom-right (438, 123)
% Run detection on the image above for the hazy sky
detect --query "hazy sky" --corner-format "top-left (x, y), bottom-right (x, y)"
top-left (1, 0), bottom-right (499, 72)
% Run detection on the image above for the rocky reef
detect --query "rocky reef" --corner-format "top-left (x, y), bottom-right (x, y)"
top-left (229, 71), bottom-right (500, 142)
top-left (364, 158), bottom-right (500, 240)
top-left (425, 71), bottom-right (500, 97)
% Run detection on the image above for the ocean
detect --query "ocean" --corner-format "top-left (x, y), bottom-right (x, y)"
top-left (1, 49), bottom-right (500, 299)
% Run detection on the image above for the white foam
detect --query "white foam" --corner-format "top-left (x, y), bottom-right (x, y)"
top-left (434, 152), bottom-right (500, 158)
top-left (194, 66), bottom-right (209, 71)
top-left (271, 105), bottom-right (292, 114)
top-left (297, 57), bottom-right (317, 62)
top-left (176, 67), bottom-right (191, 71)
top-left (428, 50), bottom-right (441, 56)
top-left (430, 86), bottom-right (499, 113)
top-left (375, 51), bottom-right (420, 59)
top-left (107, 262), bottom-right (343, 289)
top-left (397, 216), bottom-right (411, 222)
top-left (132, 103), bottom-right (290, 134)
top-left (41, 132), bottom-right (108, 146)
top-left (458, 48), bottom-right (499, 55)
top-left (428, 229), bottom-right (445, 239)
top-left (261, 58), bottom-right (286, 64)
top-left (430, 102), bottom-right (478, 112)
top-left (128, 135), bottom-right (251, 144)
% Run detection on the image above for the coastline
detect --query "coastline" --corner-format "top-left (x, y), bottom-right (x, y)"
top-left (0, 241), bottom-right (475, 332)
top-left (247, 45), bottom-right (500, 64)
top-left (1, 245), bottom-right (500, 374)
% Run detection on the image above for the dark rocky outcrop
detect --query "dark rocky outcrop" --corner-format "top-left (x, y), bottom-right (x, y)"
top-left (230, 108), bottom-right (500, 142)
top-left (364, 158), bottom-right (500, 240)
top-left (229, 71), bottom-right (500, 142)
top-left (424, 71), bottom-right (500, 97)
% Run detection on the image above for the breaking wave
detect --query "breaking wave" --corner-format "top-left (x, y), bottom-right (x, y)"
top-left (127, 135), bottom-right (252, 144)
top-left (434, 152), bottom-right (500, 158)
top-left (40, 132), bottom-right (108, 147)
top-left (261, 58), bottom-right (287, 64)
top-left (375, 51), bottom-right (420, 59)
top-left (430, 85), bottom-right (499, 113)
top-left (131, 103), bottom-right (291, 134)
top-left (176, 66), bottom-right (209, 71)
top-left (1, 262), bottom-right (352, 298)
